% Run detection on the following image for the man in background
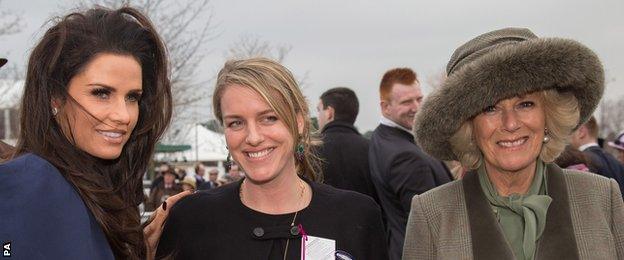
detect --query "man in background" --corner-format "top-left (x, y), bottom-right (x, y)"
top-left (369, 68), bottom-right (453, 260)
top-left (570, 116), bottom-right (624, 196)
top-left (317, 87), bottom-right (378, 203)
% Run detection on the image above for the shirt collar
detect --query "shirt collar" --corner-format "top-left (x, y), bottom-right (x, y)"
top-left (578, 142), bottom-right (599, 151)
top-left (379, 115), bottom-right (413, 136)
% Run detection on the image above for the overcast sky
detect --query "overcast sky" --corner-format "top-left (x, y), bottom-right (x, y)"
top-left (2, 0), bottom-right (623, 132)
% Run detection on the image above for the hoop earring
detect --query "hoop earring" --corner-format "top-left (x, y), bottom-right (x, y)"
top-left (52, 107), bottom-right (58, 116)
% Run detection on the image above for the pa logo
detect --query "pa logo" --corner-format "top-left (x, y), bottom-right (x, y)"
top-left (2, 241), bottom-right (10, 257)
top-left (335, 250), bottom-right (353, 260)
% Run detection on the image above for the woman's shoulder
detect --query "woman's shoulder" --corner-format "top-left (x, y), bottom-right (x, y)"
top-left (0, 153), bottom-right (74, 196)
top-left (312, 182), bottom-right (380, 211)
top-left (411, 179), bottom-right (464, 209)
top-left (1, 152), bottom-right (60, 174)
top-left (561, 168), bottom-right (616, 198)
top-left (170, 182), bottom-right (239, 215)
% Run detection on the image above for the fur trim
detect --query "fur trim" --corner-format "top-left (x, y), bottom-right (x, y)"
top-left (415, 35), bottom-right (604, 161)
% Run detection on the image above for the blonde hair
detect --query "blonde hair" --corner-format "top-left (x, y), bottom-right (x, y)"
top-left (450, 89), bottom-right (580, 169)
top-left (212, 57), bottom-right (322, 181)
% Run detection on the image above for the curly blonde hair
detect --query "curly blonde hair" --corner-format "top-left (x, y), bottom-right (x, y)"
top-left (450, 89), bottom-right (580, 169)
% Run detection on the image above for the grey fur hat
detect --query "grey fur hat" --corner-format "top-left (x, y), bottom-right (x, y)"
top-left (414, 27), bottom-right (604, 161)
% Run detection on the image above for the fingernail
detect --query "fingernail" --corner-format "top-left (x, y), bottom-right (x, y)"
top-left (162, 201), bottom-right (167, 211)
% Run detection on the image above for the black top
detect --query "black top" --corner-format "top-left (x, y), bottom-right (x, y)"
top-left (319, 121), bottom-right (379, 204)
top-left (368, 124), bottom-right (453, 260)
top-left (156, 178), bottom-right (389, 260)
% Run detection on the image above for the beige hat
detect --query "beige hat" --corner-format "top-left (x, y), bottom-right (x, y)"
top-left (180, 175), bottom-right (196, 189)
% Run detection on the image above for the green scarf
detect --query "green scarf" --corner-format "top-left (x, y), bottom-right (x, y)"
top-left (478, 161), bottom-right (552, 260)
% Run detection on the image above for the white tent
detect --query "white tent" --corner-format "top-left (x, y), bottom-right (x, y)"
top-left (180, 124), bottom-right (228, 162)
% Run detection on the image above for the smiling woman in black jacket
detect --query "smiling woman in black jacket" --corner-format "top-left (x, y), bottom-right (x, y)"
top-left (156, 58), bottom-right (388, 260)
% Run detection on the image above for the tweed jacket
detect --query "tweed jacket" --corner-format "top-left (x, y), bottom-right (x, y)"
top-left (403, 163), bottom-right (624, 260)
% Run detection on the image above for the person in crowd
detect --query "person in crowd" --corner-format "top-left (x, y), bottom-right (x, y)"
top-left (150, 162), bottom-right (170, 191)
top-left (404, 27), bottom-right (624, 259)
top-left (0, 7), bottom-right (188, 259)
top-left (194, 162), bottom-right (207, 187)
top-left (0, 58), bottom-right (14, 159)
top-left (180, 175), bottom-right (196, 192)
top-left (220, 162), bottom-right (243, 184)
top-left (570, 116), bottom-right (624, 195)
top-left (554, 145), bottom-right (598, 172)
top-left (608, 132), bottom-right (624, 164)
top-left (156, 58), bottom-right (388, 259)
top-left (147, 169), bottom-right (183, 211)
top-left (369, 67), bottom-right (453, 260)
top-left (316, 87), bottom-right (379, 203)
top-left (198, 168), bottom-right (220, 190)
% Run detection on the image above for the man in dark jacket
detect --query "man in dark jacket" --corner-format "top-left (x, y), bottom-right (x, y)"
top-left (316, 87), bottom-right (378, 203)
top-left (571, 116), bottom-right (624, 196)
top-left (369, 68), bottom-right (453, 260)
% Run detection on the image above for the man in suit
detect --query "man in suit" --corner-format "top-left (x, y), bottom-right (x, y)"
top-left (369, 67), bottom-right (453, 260)
top-left (608, 132), bottom-right (624, 164)
top-left (316, 87), bottom-right (379, 203)
top-left (198, 168), bottom-right (220, 190)
top-left (570, 116), bottom-right (624, 196)
top-left (194, 163), bottom-right (207, 188)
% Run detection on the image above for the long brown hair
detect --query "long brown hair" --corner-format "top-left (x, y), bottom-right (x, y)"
top-left (14, 7), bottom-right (172, 259)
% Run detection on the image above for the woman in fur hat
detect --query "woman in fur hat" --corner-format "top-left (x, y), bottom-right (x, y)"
top-left (403, 28), bottom-right (624, 259)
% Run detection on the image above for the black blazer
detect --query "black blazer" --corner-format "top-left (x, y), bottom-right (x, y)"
top-left (369, 124), bottom-right (452, 260)
top-left (319, 121), bottom-right (379, 204)
top-left (583, 146), bottom-right (624, 197)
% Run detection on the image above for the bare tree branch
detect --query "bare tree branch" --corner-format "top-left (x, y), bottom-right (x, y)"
top-left (226, 34), bottom-right (309, 89)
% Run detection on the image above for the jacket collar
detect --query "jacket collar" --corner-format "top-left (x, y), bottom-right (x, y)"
top-left (376, 124), bottom-right (415, 144)
top-left (463, 163), bottom-right (579, 259)
top-left (321, 121), bottom-right (360, 135)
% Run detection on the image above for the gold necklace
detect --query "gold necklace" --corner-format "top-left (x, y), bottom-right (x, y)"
top-left (239, 179), bottom-right (306, 260)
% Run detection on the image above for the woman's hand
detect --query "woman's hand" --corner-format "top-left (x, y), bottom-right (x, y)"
top-left (144, 190), bottom-right (192, 260)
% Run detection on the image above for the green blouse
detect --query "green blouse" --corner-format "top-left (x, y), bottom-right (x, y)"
top-left (478, 161), bottom-right (553, 260)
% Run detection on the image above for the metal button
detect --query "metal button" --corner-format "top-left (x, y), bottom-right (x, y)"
top-left (290, 226), bottom-right (300, 236)
top-left (253, 227), bottom-right (264, 237)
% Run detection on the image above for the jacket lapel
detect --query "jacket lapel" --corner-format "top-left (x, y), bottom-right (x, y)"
top-left (534, 164), bottom-right (580, 259)
top-left (463, 171), bottom-right (515, 260)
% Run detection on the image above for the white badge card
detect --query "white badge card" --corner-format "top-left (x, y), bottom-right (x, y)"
top-left (302, 235), bottom-right (335, 260)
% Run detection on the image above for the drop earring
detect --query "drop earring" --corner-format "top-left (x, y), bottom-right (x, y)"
top-left (295, 142), bottom-right (304, 162)
top-left (52, 107), bottom-right (58, 116)
top-left (224, 147), bottom-right (232, 172)
top-left (543, 128), bottom-right (550, 143)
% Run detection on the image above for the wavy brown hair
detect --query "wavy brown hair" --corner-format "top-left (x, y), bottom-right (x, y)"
top-left (13, 7), bottom-right (172, 259)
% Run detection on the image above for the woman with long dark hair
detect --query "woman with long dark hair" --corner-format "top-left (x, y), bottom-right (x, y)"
top-left (0, 7), bottom-right (173, 259)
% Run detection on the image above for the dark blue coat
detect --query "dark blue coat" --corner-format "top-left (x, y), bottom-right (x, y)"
top-left (0, 153), bottom-right (114, 260)
top-left (583, 146), bottom-right (624, 198)
top-left (369, 124), bottom-right (453, 260)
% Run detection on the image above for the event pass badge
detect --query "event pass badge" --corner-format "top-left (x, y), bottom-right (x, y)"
top-left (301, 235), bottom-right (335, 260)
